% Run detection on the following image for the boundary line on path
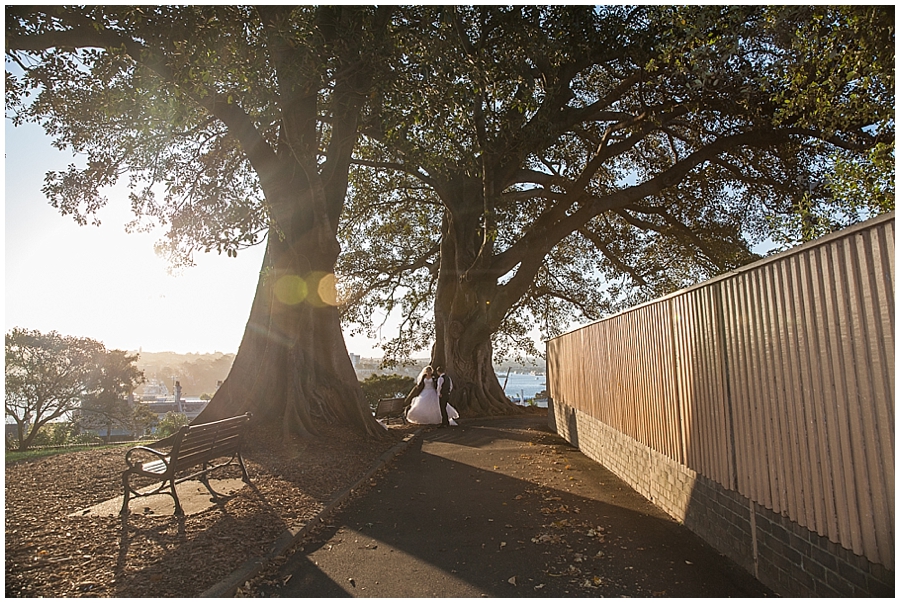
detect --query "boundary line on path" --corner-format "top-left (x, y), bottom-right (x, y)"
top-left (199, 427), bottom-right (425, 598)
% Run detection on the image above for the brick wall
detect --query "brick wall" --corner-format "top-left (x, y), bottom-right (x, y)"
top-left (550, 401), bottom-right (895, 597)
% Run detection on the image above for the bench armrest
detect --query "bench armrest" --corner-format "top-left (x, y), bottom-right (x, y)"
top-left (124, 445), bottom-right (170, 472)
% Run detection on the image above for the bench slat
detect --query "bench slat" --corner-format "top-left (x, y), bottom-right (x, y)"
top-left (184, 420), bottom-right (247, 437)
top-left (186, 416), bottom-right (249, 433)
top-left (179, 429), bottom-right (242, 446)
top-left (141, 459), bottom-right (169, 475)
top-left (175, 450), bottom-right (236, 472)
top-left (175, 441), bottom-right (241, 468)
top-left (178, 427), bottom-right (244, 447)
top-left (176, 421), bottom-right (244, 445)
top-left (178, 430), bottom-right (242, 453)
top-left (176, 442), bottom-right (240, 461)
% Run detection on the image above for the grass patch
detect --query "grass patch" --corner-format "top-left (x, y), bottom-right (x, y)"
top-left (6, 444), bottom-right (130, 464)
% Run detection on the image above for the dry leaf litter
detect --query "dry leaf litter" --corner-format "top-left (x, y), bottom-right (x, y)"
top-left (6, 422), bottom-right (417, 598)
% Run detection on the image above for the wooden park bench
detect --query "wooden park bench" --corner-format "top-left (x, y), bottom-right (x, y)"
top-left (121, 413), bottom-right (253, 516)
top-left (374, 397), bottom-right (407, 424)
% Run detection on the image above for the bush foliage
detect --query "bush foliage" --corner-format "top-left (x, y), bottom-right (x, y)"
top-left (359, 374), bottom-right (416, 410)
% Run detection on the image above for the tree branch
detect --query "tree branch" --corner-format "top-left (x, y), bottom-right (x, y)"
top-left (578, 227), bottom-right (648, 286)
top-left (7, 9), bottom-right (281, 189)
top-left (351, 156), bottom-right (440, 191)
top-left (615, 206), bottom-right (729, 271)
top-left (340, 241), bottom-right (441, 308)
top-left (487, 127), bottom-right (792, 317)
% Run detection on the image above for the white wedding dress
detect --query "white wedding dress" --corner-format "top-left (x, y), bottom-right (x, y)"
top-left (406, 377), bottom-right (459, 425)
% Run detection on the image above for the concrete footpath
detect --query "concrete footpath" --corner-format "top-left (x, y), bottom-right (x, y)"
top-left (244, 415), bottom-right (773, 598)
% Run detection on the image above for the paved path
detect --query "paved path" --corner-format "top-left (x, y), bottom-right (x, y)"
top-left (256, 415), bottom-right (773, 598)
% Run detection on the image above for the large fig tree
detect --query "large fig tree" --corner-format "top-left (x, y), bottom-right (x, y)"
top-left (339, 5), bottom-right (893, 416)
top-left (6, 6), bottom-right (394, 437)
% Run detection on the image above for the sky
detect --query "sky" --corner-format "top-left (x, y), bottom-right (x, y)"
top-left (5, 120), bottom-right (385, 357)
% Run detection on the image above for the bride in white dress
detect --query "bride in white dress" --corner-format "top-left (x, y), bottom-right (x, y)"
top-left (406, 366), bottom-right (459, 425)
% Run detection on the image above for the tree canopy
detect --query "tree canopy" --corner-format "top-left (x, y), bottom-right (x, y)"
top-left (339, 5), bottom-right (894, 376)
top-left (78, 348), bottom-right (147, 442)
top-left (6, 6), bottom-right (381, 266)
top-left (4, 328), bottom-right (144, 450)
top-left (6, 6), bottom-right (893, 425)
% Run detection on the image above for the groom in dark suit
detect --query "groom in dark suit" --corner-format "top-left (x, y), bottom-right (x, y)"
top-left (435, 367), bottom-right (453, 427)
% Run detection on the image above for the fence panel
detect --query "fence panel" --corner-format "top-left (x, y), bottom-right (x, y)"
top-left (670, 288), bottom-right (733, 487)
top-left (548, 213), bottom-right (894, 569)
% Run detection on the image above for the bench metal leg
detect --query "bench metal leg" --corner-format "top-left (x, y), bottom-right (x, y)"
top-left (237, 453), bottom-right (251, 484)
top-left (198, 465), bottom-right (222, 502)
top-left (166, 478), bottom-right (184, 516)
top-left (120, 472), bottom-right (131, 516)
top-left (121, 472), bottom-right (183, 516)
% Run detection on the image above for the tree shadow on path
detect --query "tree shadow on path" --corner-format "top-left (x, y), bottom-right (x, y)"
top-left (260, 418), bottom-right (773, 598)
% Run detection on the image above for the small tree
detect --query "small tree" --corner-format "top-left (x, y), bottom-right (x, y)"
top-left (79, 349), bottom-right (145, 443)
top-left (124, 403), bottom-right (158, 439)
top-left (28, 421), bottom-right (76, 447)
top-left (155, 411), bottom-right (191, 439)
top-left (359, 374), bottom-right (416, 411)
top-left (5, 328), bottom-right (105, 451)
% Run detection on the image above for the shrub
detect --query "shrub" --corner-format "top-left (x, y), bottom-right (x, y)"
top-left (155, 411), bottom-right (191, 438)
top-left (29, 422), bottom-right (76, 447)
top-left (359, 374), bottom-right (416, 410)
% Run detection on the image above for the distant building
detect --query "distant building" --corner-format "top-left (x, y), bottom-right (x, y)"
top-left (78, 379), bottom-right (210, 441)
top-left (139, 380), bottom-right (170, 401)
top-left (138, 380), bottom-right (209, 424)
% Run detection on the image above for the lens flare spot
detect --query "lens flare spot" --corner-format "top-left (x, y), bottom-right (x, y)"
top-left (274, 274), bottom-right (308, 305)
top-left (317, 272), bottom-right (339, 307)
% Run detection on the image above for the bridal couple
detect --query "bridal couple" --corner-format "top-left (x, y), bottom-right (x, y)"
top-left (404, 365), bottom-right (460, 427)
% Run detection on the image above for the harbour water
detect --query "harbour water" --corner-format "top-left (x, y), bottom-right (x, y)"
top-left (500, 371), bottom-right (547, 406)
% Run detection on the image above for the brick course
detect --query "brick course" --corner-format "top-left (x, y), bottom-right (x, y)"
top-left (550, 401), bottom-right (894, 598)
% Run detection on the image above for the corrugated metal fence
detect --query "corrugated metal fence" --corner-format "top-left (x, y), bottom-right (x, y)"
top-left (547, 212), bottom-right (894, 570)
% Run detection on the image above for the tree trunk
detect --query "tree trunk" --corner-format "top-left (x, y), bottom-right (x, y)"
top-left (195, 218), bottom-right (384, 439)
top-left (19, 421), bottom-right (43, 452)
top-left (193, 6), bottom-right (386, 440)
top-left (433, 304), bottom-right (522, 417)
top-left (15, 423), bottom-right (28, 452)
top-left (432, 209), bottom-right (521, 418)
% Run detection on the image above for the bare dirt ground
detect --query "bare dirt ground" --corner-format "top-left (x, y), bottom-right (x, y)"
top-left (5, 421), bottom-right (418, 598)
